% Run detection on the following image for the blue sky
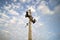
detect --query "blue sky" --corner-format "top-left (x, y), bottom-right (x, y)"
top-left (0, 0), bottom-right (60, 40)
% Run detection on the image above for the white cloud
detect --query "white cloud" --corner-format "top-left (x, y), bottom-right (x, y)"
top-left (18, 19), bottom-right (24, 25)
top-left (54, 5), bottom-right (60, 13)
top-left (0, 13), bottom-right (10, 24)
top-left (8, 9), bottom-right (19, 16)
top-left (4, 3), bottom-right (20, 9)
top-left (2, 30), bottom-right (10, 34)
top-left (38, 1), bottom-right (54, 15)
top-left (39, 23), bottom-right (44, 26)
top-left (11, 3), bottom-right (20, 9)
top-left (33, 15), bottom-right (40, 22)
top-left (19, 0), bottom-right (26, 3)
top-left (13, 5), bottom-right (20, 9)
top-left (4, 4), bottom-right (12, 10)
top-left (37, 22), bottom-right (44, 27)
top-left (28, 6), bottom-right (36, 12)
top-left (2, 13), bottom-right (9, 19)
top-left (10, 17), bottom-right (17, 24)
top-left (6, 14), bottom-right (25, 25)
top-left (3, 3), bottom-right (20, 16)
top-left (0, 30), bottom-right (12, 40)
top-left (22, 0), bottom-right (26, 2)
top-left (13, 0), bottom-right (17, 2)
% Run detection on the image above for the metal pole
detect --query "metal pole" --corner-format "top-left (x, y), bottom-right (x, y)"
top-left (25, 9), bottom-right (36, 40)
top-left (28, 19), bottom-right (32, 40)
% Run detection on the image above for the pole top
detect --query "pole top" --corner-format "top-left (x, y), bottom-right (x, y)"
top-left (25, 9), bottom-right (36, 24)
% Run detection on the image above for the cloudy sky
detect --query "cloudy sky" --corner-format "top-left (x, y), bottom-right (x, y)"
top-left (0, 0), bottom-right (60, 40)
